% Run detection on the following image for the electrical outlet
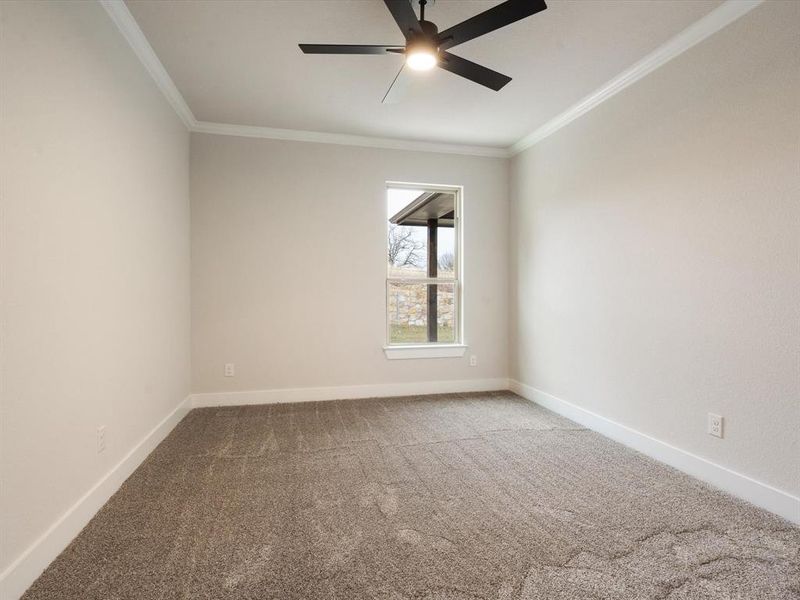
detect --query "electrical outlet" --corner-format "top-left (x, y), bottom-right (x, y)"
top-left (469, 355), bottom-right (477, 367)
top-left (224, 363), bottom-right (235, 377)
top-left (97, 425), bottom-right (106, 454)
top-left (707, 413), bottom-right (723, 438)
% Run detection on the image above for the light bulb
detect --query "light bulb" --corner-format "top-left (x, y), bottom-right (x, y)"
top-left (406, 50), bottom-right (437, 71)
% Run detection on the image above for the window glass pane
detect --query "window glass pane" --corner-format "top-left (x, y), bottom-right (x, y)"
top-left (436, 226), bottom-right (456, 279)
top-left (388, 282), bottom-right (456, 344)
top-left (387, 224), bottom-right (428, 278)
top-left (387, 188), bottom-right (455, 280)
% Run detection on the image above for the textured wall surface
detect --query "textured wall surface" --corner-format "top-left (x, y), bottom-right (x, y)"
top-left (0, 0), bottom-right (191, 574)
top-left (509, 1), bottom-right (800, 495)
top-left (191, 134), bottom-right (509, 393)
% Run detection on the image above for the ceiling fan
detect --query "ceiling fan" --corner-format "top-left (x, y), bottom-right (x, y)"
top-left (299, 0), bottom-right (548, 102)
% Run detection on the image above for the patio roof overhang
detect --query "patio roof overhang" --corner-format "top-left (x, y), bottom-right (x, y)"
top-left (389, 191), bottom-right (455, 228)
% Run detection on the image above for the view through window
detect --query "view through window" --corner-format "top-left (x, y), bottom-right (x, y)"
top-left (386, 185), bottom-right (459, 345)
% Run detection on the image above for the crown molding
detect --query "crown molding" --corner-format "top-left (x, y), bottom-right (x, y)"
top-left (508, 0), bottom-right (764, 156)
top-left (99, 0), bottom-right (508, 158)
top-left (100, 0), bottom-right (196, 129)
top-left (101, 0), bottom-right (761, 160)
top-left (191, 121), bottom-right (511, 158)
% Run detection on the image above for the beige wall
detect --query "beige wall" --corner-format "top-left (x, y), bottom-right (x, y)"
top-left (191, 134), bottom-right (509, 393)
top-left (0, 0), bottom-right (191, 574)
top-left (510, 1), bottom-right (800, 495)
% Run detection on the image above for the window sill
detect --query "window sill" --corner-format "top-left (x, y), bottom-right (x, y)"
top-left (383, 344), bottom-right (467, 360)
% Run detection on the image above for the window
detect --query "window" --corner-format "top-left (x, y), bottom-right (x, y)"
top-left (384, 183), bottom-right (465, 359)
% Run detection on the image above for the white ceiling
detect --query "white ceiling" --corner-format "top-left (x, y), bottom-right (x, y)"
top-left (125, 0), bottom-right (722, 149)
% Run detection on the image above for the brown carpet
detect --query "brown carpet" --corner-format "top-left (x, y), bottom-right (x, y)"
top-left (23, 391), bottom-right (799, 599)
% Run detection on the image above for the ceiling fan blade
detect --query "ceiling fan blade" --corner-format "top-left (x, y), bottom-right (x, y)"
top-left (437, 51), bottom-right (511, 91)
top-left (437, 0), bottom-right (547, 50)
top-left (299, 44), bottom-right (403, 55)
top-left (382, 64), bottom-right (412, 104)
top-left (383, 0), bottom-right (422, 39)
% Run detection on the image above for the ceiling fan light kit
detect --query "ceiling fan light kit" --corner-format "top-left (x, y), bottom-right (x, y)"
top-left (406, 49), bottom-right (437, 71)
top-left (299, 0), bottom-right (548, 100)
top-left (405, 6), bottom-right (437, 71)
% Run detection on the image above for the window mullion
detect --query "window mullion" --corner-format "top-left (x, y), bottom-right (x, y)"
top-left (387, 277), bottom-right (457, 285)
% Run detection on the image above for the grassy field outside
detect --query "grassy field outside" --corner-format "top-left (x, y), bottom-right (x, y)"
top-left (390, 324), bottom-right (455, 344)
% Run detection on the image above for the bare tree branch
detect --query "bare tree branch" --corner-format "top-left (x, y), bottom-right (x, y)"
top-left (388, 224), bottom-right (424, 268)
top-left (438, 252), bottom-right (455, 272)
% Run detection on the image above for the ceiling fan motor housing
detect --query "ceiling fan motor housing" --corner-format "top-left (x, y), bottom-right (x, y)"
top-left (418, 19), bottom-right (439, 40)
top-left (407, 20), bottom-right (439, 55)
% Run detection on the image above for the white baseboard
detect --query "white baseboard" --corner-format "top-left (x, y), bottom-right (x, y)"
top-left (509, 380), bottom-right (800, 525)
top-left (191, 378), bottom-right (510, 408)
top-left (0, 396), bottom-right (192, 600)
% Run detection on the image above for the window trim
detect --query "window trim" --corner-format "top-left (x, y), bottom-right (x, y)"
top-left (383, 343), bottom-right (468, 360)
top-left (384, 182), bottom-right (465, 358)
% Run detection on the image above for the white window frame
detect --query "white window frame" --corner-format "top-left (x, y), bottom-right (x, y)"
top-left (383, 181), bottom-right (466, 360)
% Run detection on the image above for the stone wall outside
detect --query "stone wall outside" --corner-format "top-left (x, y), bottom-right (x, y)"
top-left (388, 283), bottom-right (455, 327)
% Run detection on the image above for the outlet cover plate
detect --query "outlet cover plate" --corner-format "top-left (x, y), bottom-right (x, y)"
top-left (97, 425), bottom-right (106, 453)
top-left (708, 413), bottom-right (723, 438)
